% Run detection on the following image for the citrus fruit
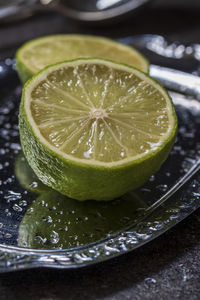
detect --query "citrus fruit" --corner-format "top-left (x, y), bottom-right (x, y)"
top-left (16, 34), bottom-right (149, 83)
top-left (18, 190), bottom-right (147, 249)
top-left (19, 58), bottom-right (177, 201)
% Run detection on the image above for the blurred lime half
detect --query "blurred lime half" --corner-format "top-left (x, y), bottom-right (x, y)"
top-left (16, 34), bottom-right (149, 83)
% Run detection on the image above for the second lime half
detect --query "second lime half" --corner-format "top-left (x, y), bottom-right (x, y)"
top-left (16, 34), bottom-right (149, 83)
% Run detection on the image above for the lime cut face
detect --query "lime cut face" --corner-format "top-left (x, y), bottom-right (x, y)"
top-left (29, 62), bottom-right (172, 164)
top-left (16, 34), bottom-right (149, 83)
top-left (19, 59), bottom-right (177, 200)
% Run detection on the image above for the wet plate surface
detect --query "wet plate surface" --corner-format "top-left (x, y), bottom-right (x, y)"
top-left (0, 53), bottom-right (200, 272)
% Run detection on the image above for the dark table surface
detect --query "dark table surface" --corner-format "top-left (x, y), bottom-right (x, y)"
top-left (0, 3), bottom-right (200, 299)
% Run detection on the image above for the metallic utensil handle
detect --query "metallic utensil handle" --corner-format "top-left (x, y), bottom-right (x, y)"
top-left (0, 0), bottom-right (42, 22)
top-left (150, 64), bottom-right (200, 99)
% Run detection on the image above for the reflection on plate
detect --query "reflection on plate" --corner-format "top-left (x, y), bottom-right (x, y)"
top-left (0, 74), bottom-right (200, 271)
top-left (16, 152), bottom-right (146, 250)
top-left (18, 182), bottom-right (146, 250)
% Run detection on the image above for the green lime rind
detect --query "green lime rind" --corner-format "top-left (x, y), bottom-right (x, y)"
top-left (16, 34), bottom-right (149, 84)
top-left (18, 190), bottom-right (147, 249)
top-left (19, 58), bottom-right (177, 201)
top-left (16, 57), bottom-right (32, 84)
top-left (15, 151), bottom-right (49, 194)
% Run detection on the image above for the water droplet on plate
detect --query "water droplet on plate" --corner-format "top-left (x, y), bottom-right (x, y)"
top-left (12, 204), bottom-right (23, 212)
top-left (50, 231), bottom-right (59, 244)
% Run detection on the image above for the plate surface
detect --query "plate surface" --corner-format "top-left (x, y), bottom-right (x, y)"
top-left (0, 50), bottom-right (200, 272)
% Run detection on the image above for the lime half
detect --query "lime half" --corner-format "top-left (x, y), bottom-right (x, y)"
top-left (19, 58), bottom-right (177, 201)
top-left (16, 34), bottom-right (149, 83)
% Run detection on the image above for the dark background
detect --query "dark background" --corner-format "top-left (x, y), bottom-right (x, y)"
top-left (0, 1), bottom-right (200, 299)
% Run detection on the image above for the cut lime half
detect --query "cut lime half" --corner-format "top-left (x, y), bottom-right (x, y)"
top-left (16, 34), bottom-right (149, 83)
top-left (19, 58), bottom-right (177, 201)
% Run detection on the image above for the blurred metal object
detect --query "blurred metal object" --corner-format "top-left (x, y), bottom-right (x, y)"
top-left (0, 0), bottom-right (151, 23)
top-left (120, 34), bottom-right (200, 73)
top-left (119, 34), bottom-right (200, 98)
top-left (120, 34), bottom-right (200, 61)
top-left (53, 0), bottom-right (151, 22)
top-left (1, 0), bottom-right (200, 23)
top-left (150, 65), bottom-right (200, 99)
top-left (0, 0), bottom-right (41, 22)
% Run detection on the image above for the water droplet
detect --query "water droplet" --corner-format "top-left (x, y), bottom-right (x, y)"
top-left (50, 231), bottom-right (59, 244)
top-left (12, 204), bottom-right (23, 212)
top-left (149, 175), bottom-right (155, 182)
top-left (5, 233), bottom-right (12, 239)
top-left (27, 207), bottom-right (34, 214)
top-left (19, 200), bottom-right (27, 207)
top-left (120, 151), bottom-right (125, 158)
top-left (10, 143), bottom-right (21, 150)
top-left (165, 172), bottom-right (171, 177)
top-left (156, 184), bottom-right (168, 192)
top-left (47, 216), bottom-right (53, 223)
top-left (35, 235), bottom-right (47, 244)
top-left (29, 181), bottom-right (38, 188)
top-left (145, 277), bottom-right (157, 284)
